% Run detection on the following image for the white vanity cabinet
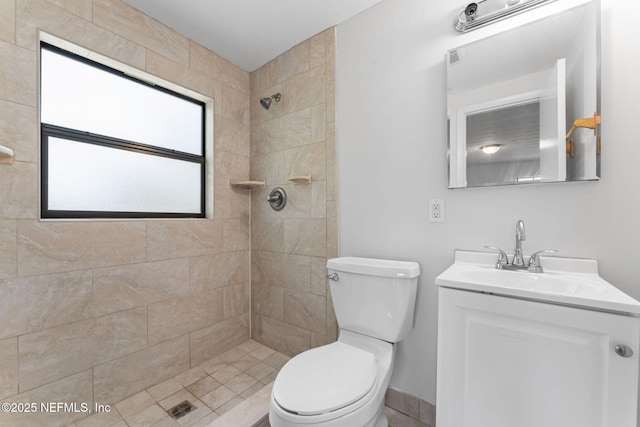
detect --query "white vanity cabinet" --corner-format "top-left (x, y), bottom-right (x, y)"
top-left (435, 251), bottom-right (640, 427)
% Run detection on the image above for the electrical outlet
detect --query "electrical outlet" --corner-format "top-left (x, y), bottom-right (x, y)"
top-left (429, 199), bottom-right (445, 222)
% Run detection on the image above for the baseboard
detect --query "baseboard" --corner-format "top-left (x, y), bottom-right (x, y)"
top-left (385, 388), bottom-right (436, 427)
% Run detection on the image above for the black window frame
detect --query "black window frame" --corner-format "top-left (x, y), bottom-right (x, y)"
top-left (40, 42), bottom-right (207, 220)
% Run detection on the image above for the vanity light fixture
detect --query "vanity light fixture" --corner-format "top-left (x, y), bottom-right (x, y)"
top-left (454, 0), bottom-right (556, 33)
top-left (480, 144), bottom-right (503, 154)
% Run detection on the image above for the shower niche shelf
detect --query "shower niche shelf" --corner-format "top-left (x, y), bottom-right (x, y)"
top-left (0, 145), bottom-right (14, 165)
top-left (288, 174), bottom-right (312, 184)
top-left (230, 179), bottom-right (265, 190)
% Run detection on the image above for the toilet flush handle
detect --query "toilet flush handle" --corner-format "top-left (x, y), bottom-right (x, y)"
top-left (327, 273), bottom-right (339, 281)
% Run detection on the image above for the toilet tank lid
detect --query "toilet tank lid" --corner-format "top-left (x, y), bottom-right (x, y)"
top-left (327, 257), bottom-right (420, 278)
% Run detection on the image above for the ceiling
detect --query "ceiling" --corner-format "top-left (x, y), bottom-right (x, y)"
top-left (122, 0), bottom-right (385, 72)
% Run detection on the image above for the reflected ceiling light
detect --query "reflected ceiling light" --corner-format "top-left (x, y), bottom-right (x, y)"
top-left (480, 144), bottom-right (503, 154)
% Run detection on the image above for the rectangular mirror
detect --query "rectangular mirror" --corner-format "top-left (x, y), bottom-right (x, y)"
top-left (447, 1), bottom-right (600, 188)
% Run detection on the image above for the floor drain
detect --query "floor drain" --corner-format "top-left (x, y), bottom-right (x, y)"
top-left (168, 400), bottom-right (196, 419)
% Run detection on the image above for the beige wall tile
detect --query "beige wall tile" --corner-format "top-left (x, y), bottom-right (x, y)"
top-left (17, 0), bottom-right (146, 69)
top-left (310, 32), bottom-right (326, 69)
top-left (251, 59), bottom-right (278, 95)
top-left (215, 115), bottom-right (250, 158)
top-left (190, 315), bottom-right (249, 366)
top-left (223, 219), bottom-right (250, 252)
top-left (92, 0), bottom-right (189, 65)
top-left (94, 335), bottom-right (190, 405)
top-left (250, 151), bottom-right (284, 186)
top-left (251, 217), bottom-right (284, 252)
top-left (257, 108), bottom-right (311, 155)
top-left (17, 221), bottom-right (147, 276)
top-left (284, 290), bottom-right (326, 334)
top-left (189, 40), bottom-right (249, 95)
top-left (189, 250), bottom-right (250, 292)
top-left (251, 282), bottom-right (284, 320)
top-left (252, 184), bottom-right (311, 221)
top-left (92, 259), bottom-right (190, 316)
top-left (215, 151), bottom-right (250, 185)
top-left (0, 337), bottom-right (18, 399)
top-left (326, 121), bottom-right (337, 201)
top-left (93, 335), bottom-right (189, 404)
top-left (0, 161), bottom-right (37, 219)
top-left (0, 370), bottom-right (93, 427)
top-left (222, 85), bottom-right (250, 126)
top-left (2, 0), bottom-right (253, 408)
top-left (277, 40), bottom-right (309, 82)
top-left (327, 201), bottom-right (339, 259)
top-left (46, 0), bottom-right (92, 20)
top-left (0, 0), bottom-right (15, 45)
top-left (385, 387), bottom-right (421, 420)
top-left (148, 289), bottom-right (223, 345)
top-left (311, 181), bottom-right (327, 219)
top-left (214, 184), bottom-right (250, 219)
top-left (223, 282), bottom-right (250, 320)
top-left (250, 27), bottom-right (336, 356)
top-left (282, 65), bottom-right (326, 114)
top-left (0, 100), bottom-right (37, 163)
top-left (259, 316), bottom-right (310, 356)
top-left (283, 142), bottom-right (327, 181)
top-left (19, 307), bottom-right (147, 391)
top-left (252, 251), bottom-right (310, 292)
top-left (310, 257), bottom-right (327, 296)
top-left (144, 48), bottom-right (189, 87)
top-left (147, 220), bottom-right (222, 261)
top-left (0, 270), bottom-right (92, 339)
top-left (284, 219), bottom-right (327, 257)
top-left (0, 40), bottom-right (36, 106)
top-left (310, 103), bottom-right (327, 143)
top-left (0, 220), bottom-right (17, 279)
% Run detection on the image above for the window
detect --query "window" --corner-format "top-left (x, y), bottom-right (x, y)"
top-left (40, 42), bottom-right (207, 219)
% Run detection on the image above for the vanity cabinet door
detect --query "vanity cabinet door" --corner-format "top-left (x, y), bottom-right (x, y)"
top-left (436, 288), bottom-right (640, 427)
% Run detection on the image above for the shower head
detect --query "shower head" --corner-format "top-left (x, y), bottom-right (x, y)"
top-left (260, 93), bottom-right (281, 110)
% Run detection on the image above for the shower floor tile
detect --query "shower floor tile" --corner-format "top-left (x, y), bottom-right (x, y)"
top-left (70, 340), bottom-right (288, 427)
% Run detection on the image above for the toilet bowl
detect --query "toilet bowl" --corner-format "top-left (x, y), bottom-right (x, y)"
top-left (269, 257), bottom-right (420, 427)
top-left (270, 330), bottom-right (394, 427)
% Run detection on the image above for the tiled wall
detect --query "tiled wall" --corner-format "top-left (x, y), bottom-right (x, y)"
top-left (0, 0), bottom-right (251, 425)
top-left (249, 28), bottom-right (339, 355)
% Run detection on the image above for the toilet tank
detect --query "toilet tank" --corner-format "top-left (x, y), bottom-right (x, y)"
top-left (327, 257), bottom-right (420, 343)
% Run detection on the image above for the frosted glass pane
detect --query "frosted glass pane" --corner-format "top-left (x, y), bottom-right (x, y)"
top-left (41, 47), bottom-right (203, 155)
top-left (46, 137), bottom-right (202, 214)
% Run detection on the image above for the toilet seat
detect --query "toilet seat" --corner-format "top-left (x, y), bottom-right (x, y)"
top-left (273, 342), bottom-right (377, 416)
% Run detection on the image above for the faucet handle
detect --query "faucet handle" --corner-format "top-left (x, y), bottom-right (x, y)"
top-left (484, 246), bottom-right (509, 269)
top-left (528, 249), bottom-right (558, 273)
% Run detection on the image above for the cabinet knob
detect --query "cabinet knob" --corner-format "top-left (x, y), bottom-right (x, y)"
top-left (615, 344), bottom-right (634, 358)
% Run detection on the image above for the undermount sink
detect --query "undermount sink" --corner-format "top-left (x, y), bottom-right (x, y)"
top-left (436, 251), bottom-right (640, 315)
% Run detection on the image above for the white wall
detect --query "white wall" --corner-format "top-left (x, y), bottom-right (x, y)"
top-left (336, 0), bottom-right (640, 404)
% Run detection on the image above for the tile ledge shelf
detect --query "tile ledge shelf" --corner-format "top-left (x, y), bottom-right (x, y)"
top-left (0, 145), bottom-right (14, 165)
top-left (287, 173), bottom-right (312, 184)
top-left (230, 179), bottom-right (265, 190)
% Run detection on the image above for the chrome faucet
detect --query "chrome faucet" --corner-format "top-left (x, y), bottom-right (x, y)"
top-left (485, 220), bottom-right (558, 273)
top-left (513, 219), bottom-right (526, 267)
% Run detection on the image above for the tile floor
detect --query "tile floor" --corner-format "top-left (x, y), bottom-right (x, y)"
top-left (70, 339), bottom-right (430, 427)
top-left (70, 340), bottom-right (290, 427)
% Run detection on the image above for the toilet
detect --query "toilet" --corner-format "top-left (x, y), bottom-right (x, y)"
top-left (269, 257), bottom-right (420, 427)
